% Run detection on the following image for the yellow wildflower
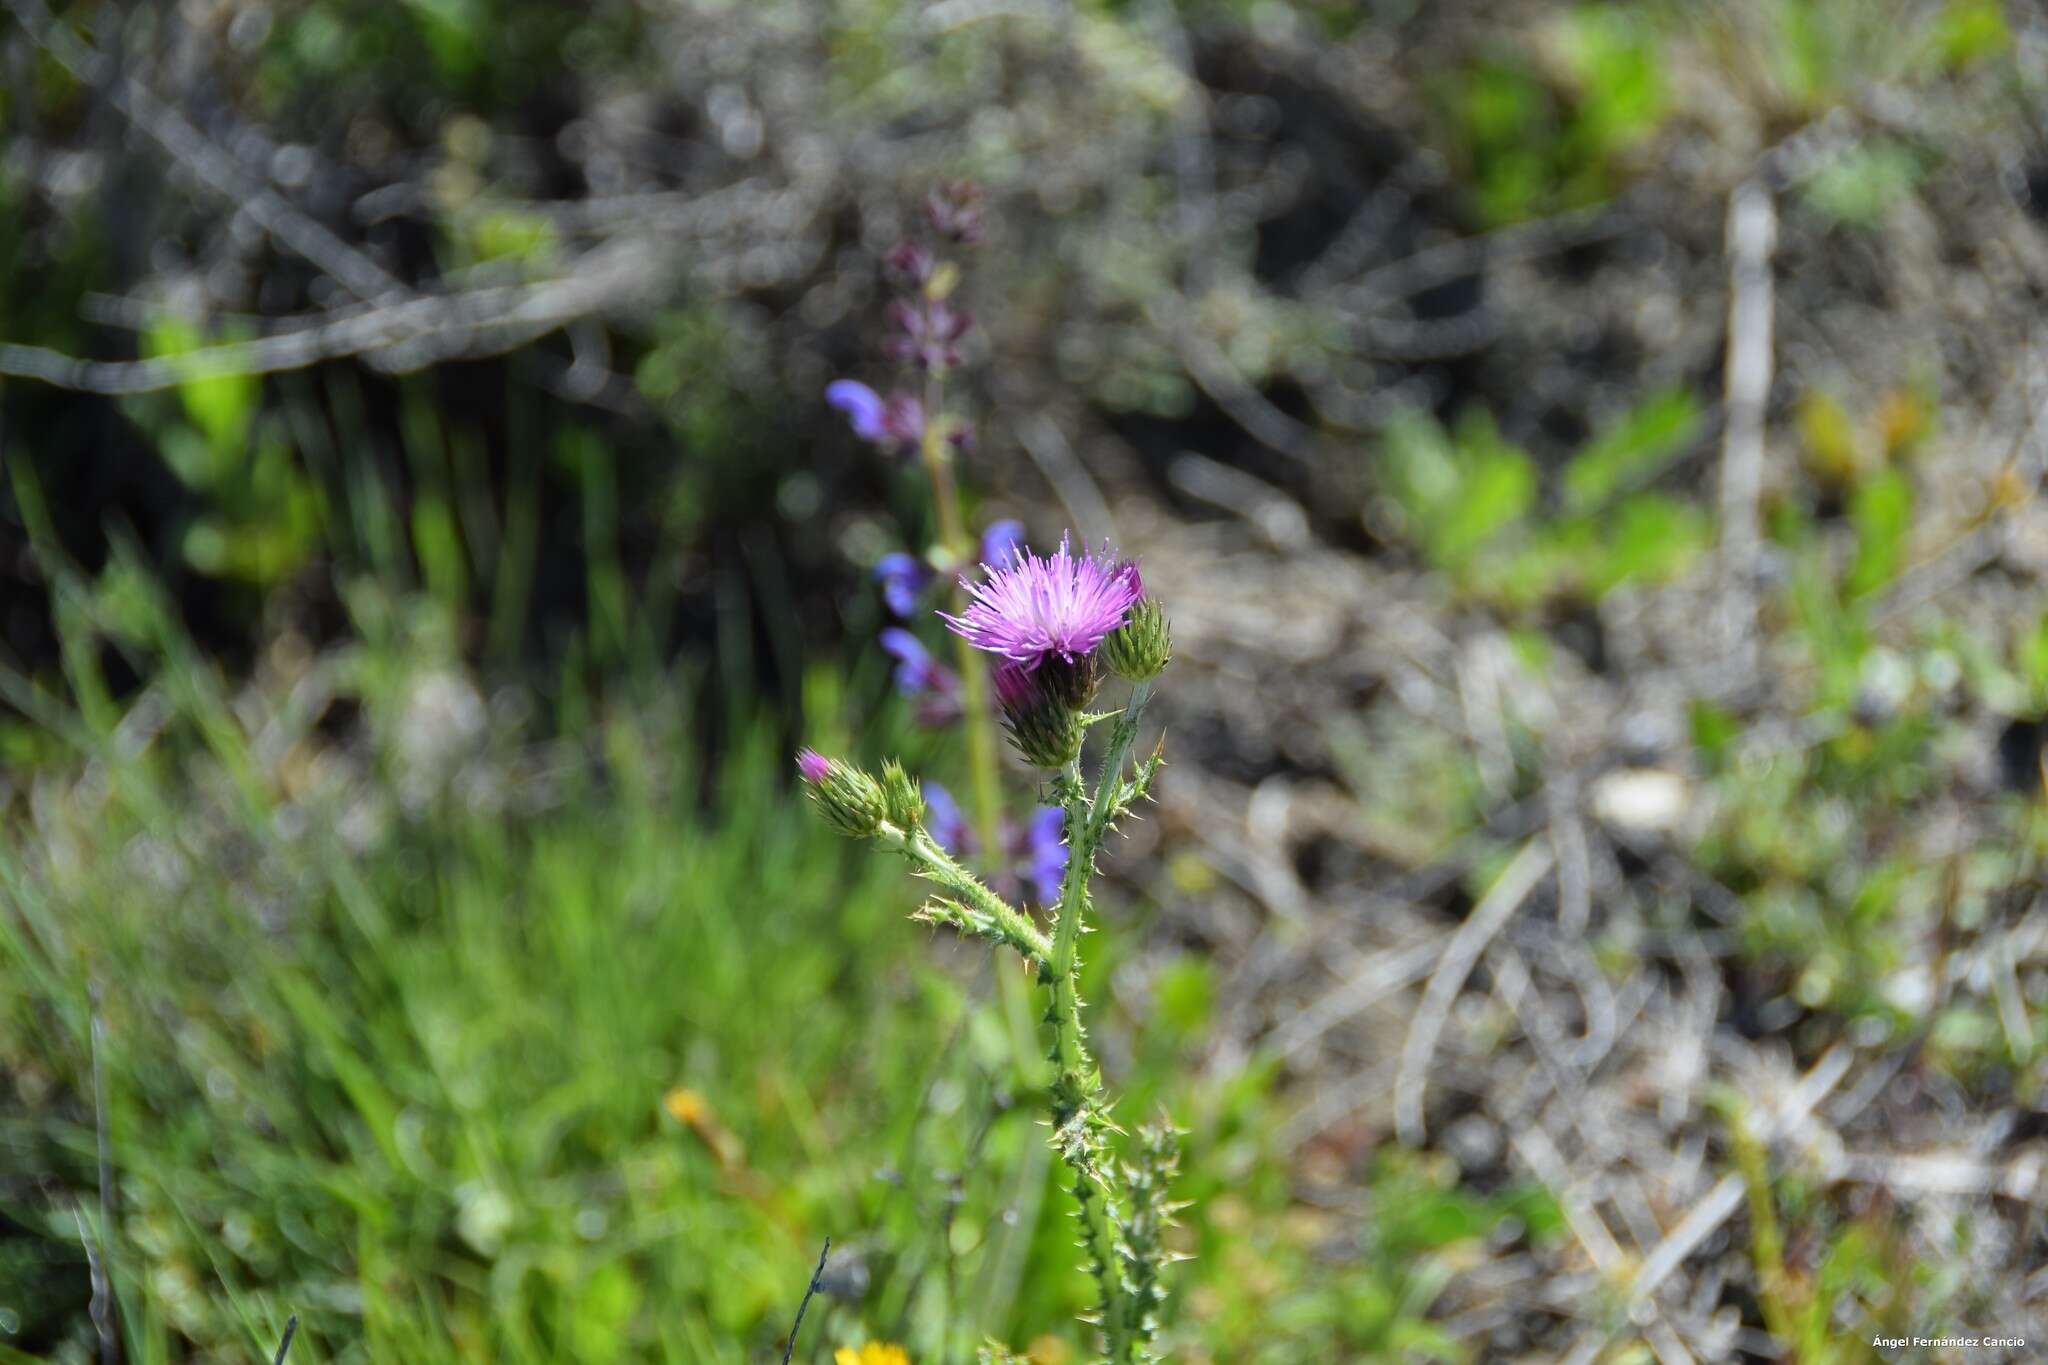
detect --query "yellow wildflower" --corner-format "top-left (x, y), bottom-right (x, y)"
top-left (834, 1345), bottom-right (910, 1365)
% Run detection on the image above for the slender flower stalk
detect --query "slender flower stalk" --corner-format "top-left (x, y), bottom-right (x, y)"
top-left (833, 198), bottom-right (1052, 1348)
top-left (920, 367), bottom-right (1006, 863)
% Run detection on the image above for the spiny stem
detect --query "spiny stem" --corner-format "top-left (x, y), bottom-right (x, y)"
top-left (875, 823), bottom-right (1052, 963)
top-left (1042, 680), bottom-right (1156, 1363)
top-left (1083, 681), bottom-right (1154, 851)
top-left (1050, 761), bottom-right (1131, 1363)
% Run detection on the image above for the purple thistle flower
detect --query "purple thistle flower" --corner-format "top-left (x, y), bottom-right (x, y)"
top-left (922, 780), bottom-right (973, 857)
top-left (874, 552), bottom-right (930, 618)
top-left (795, 748), bottom-right (833, 784)
top-left (825, 380), bottom-right (887, 442)
top-left (940, 534), bottom-right (1143, 670)
top-left (1019, 805), bottom-right (1068, 905)
top-left (979, 519), bottom-right (1024, 569)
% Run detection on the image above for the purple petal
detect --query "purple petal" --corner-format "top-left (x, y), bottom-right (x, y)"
top-left (874, 553), bottom-right (928, 618)
top-left (939, 533), bottom-right (1142, 666)
top-left (879, 627), bottom-right (936, 695)
top-left (979, 519), bottom-right (1025, 569)
top-left (1026, 805), bottom-right (1068, 904)
top-left (826, 380), bottom-right (887, 442)
top-left (1118, 559), bottom-right (1145, 601)
top-left (924, 780), bottom-right (972, 856)
top-left (796, 748), bottom-right (832, 784)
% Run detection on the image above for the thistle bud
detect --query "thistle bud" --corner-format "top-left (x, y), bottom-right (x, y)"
top-left (796, 748), bottom-right (888, 838)
top-left (993, 662), bottom-right (1083, 769)
top-left (1101, 595), bottom-right (1170, 682)
top-left (878, 758), bottom-right (925, 830)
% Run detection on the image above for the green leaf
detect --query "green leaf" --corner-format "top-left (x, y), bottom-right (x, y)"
top-left (1926, 0), bottom-right (2010, 70)
top-left (1845, 468), bottom-right (1914, 599)
top-left (2020, 614), bottom-right (2048, 705)
top-left (468, 206), bottom-right (560, 266)
top-left (1690, 699), bottom-right (1740, 767)
top-left (1499, 1184), bottom-right (1568, 1243)
top-left (1381, 410), bottom-right (1534, 572)
top-left (1804, 141), bottom-right (1925, 228)
top-left (145, 315), bottom-right (259, 477)
top-left (1556, 5), bottom-right (1669, 158)
top-left (1562, 387), bottom-right (1700, 513)
top-left (1152, 956), bottom-right (1214, 1039)
top-left (1588, 493), bottom-right (1709, 596)
top-left (568, 1261), bottom-right (642, 1360)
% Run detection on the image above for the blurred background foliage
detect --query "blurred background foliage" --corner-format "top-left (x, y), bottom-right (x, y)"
top-left (4, 0), bottom-right (2048, 1360)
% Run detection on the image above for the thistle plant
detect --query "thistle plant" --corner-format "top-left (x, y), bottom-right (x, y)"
top-left (801, 537), bottom-right (1182, 1363)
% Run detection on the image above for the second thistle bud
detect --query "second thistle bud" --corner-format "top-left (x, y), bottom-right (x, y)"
top-left (993, 663), bottom-right (1083, 769)
top-left (879, 758), bottom-right (925, 830)
top-left (796, 748), bottom-right (889, 838)
top-left (1101, 595), bottom-right (1171, 682)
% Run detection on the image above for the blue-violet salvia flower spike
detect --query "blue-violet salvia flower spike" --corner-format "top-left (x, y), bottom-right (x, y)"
top-left (825, 380), bottom-right (887, 442)
top-left (1020, 805), bottom-right (1068, 906)
top-left (880, 392), bottom-right (926, 447)
top-left (979, 518), bottom-right (1025, 570)
top-left (879, 628), bottom-right (963, 725)
top-left (922, 780), bottom-right (972, 857)
top-left (874, 553), bottom-right (931, 618)
top-left (827, 380), bottom-right (925, 452)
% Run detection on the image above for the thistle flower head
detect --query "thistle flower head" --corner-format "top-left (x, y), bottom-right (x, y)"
top-left (940, 535), bottom-right (1142, 673)
top-left (795, 748), bottom-right (887, 838)
top-left (990, 660), bottom-right (1082, 768)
